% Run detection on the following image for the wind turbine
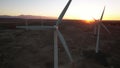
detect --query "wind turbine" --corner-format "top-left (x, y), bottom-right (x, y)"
top-left (25, 18), bottom-right (29, 31)
top-left (16, 0), bottom-right (73, 68)
top-left (41, 17), bottom-right (44, 26)
top-left (92, 17), bottom-right (97, 35)
top-left (94, 6), bottom-right (110, 53)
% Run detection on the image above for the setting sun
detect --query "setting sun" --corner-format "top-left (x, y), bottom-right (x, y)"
top-left (83, 20), bottom-right (94, 24)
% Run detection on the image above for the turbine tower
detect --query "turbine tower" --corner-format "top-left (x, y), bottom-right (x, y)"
top-left (16, 0), bottom-right (73, 68)
top-left (25, 18), bottom-right (29, 31)
top-left (95, 6), bottom-right (110, 53)
top-left (41, 17), bottom-right (44, 26)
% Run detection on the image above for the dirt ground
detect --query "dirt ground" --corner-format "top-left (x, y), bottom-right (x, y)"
top-left (0, 21), bottom-right (120, 68)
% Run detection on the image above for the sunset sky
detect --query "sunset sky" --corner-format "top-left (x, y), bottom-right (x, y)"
top-left (0, 0), bottom-right (120, 20)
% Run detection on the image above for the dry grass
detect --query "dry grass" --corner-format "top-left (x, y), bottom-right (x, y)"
top-left (0, 20), bottom-right (120, 68)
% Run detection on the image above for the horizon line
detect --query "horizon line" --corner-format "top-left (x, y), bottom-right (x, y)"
top-left (0, 14), bottom-right (120, 21)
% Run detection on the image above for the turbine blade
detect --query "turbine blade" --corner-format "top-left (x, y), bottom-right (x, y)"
top-left (56, 30), bottom-right (73, 62)
top-left (56, 0), bottom-right (72, 26)
top-left (100, 23), bottom-right (110, 33)
top-left (54, 30), bottom-right (58, 68)
top-left (92, 17), bottom-right (97, 21)
top-left (92, 17), bottom-right (99, 24)
top-left (100, 6), bottom-right (105, 21)
top-left (16, 26), bottom-right (54, 30)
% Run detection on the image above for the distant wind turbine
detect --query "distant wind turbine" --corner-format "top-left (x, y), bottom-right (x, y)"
top-left (92, 17), bottom-right (97, 35)
top-left (16, 0), bottom-right (73, 68)
top-left (94, 6), bottom-right (111, 53)
top-left (25, 18), bottom-right (29, 31)
top-left (41, 17), bottom-right (44, 26)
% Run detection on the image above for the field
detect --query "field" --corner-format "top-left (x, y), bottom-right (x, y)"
top-left (0, 18), bottom-right (120, 68)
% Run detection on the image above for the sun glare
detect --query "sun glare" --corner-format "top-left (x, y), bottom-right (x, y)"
top-left (78, 16), bottom-right (94, 24)
top-left (80, 17), bottom-right (94, 24)
top-left (84, 20), bottom-right (94, 24)
top-left (67, 15), bottom-right (95, 24)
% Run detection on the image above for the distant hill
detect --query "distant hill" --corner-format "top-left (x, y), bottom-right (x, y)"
top-left (0, 15), bottom-right (56, 19)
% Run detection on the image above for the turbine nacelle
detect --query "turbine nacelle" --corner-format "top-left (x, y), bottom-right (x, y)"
top-left (54, 25), bottom-right (59, 30)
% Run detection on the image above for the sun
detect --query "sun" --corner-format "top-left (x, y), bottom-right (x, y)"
top-left (78, 16), bottom-right (95, 24)
top-left (84, 20), bottom-right (94, 24)
top-left (67, 15), bottom-right (94, 24)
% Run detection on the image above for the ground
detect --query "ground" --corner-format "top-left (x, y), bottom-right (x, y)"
top-left (0, 19), bottom-right (120, 68)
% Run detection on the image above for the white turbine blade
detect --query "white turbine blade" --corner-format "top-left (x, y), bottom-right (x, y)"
top-left (99, 6), bottom-right (110, 33)
top-left (100, 6), bottom-right (105, 21)
top-left (16, 26), bottom-right (54, 30)
top-left (100, 23), bottom-right (110, 33)
top-left (56, 0), bottom-right (72, 26)
top-left (54, 30), bottom-right (58, 68)
top-left (92, 17), bottom-right (97, 21)
top-left (56, 30), bottom-right (73, 62)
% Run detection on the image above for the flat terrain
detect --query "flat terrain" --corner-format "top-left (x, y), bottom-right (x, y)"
top-left (0, 19), bottom-right (120, 68)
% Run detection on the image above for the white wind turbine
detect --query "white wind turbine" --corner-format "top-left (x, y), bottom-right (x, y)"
top-left (41, 17), bottom-right (44, 26)
top-left (25, 18), bottom-right (29, 31)
top-left (94, 6), bottom-right (111, 53)
top-left (16, 0), bottom-right (73, 68)
top-left (92, 18), bottom-right (97, 35)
